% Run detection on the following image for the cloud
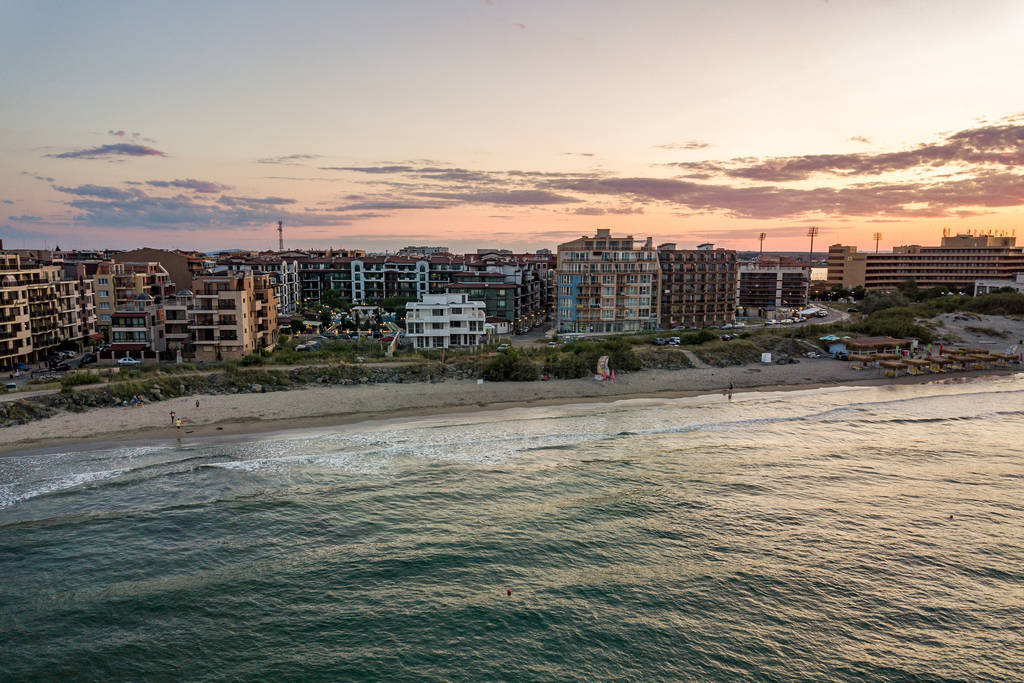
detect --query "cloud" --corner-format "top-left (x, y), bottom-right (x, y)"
top-left (849, 135), bottom-right (872, 144)
top-left (572, 207), bottom-right (607, 215)
top-left (549, 171), bottom-right (1024, 219)
top-left (513, 22), bottom-right (526, 30)
top-left (1, 200), bottom-right (13, 205)
top-left (8, 215), bottom-right (45, 222)
top-left (668, 121), bottom-right (1024, 181)
top-left (657, 141), bottom-right (712, 151)
top-left (21, 171), bottom-right (55, 182)
top-left (217, 195), bottom-right (298, 207)
top-left (108, 129), bottom-right (127, 137)
top-left (257, 153), bottom-right (323, 165)
top-left (146, 178), bottom-right (234, 193)
top-left (413, 189), bottom-right (581, 205)
top-left (321, 164), bottom-right (417, 174)
top-left (53, 184), bottom-right (142, 201)
top-left (562, 152), bottom-right (596, 157)
top-left (47, 143), bottom-right (167, 159)
top-left (325, 199), bottom-right (454, 211)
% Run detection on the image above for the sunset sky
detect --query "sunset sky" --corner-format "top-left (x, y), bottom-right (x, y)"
top-left (3, 0), bottom-right (1024, 253)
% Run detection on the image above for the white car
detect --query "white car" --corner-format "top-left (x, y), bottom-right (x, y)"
top-left (118, 356), bottom-right (142, 366)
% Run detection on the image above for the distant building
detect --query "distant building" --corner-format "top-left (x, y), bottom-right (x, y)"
top-left (975, 272), bottom-right (1024, 296)
top-left (397, 246), bottom-right (450, 257)
top-left (738, 257), bottom-right (809, 311)
top-left (405, 293), bottom-right (486, 349)
top-left (555, 228), bottom-right (659, 334)
top-left (656, 243), bottom-right (738, 328)
top-left (827, 231), bottom-right (1024, 291)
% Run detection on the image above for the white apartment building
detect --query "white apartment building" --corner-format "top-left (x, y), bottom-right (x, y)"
top-left (405, 293), bottom-right (486, 349)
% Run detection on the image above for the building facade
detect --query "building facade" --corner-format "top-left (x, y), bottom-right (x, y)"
top-left (827, 232), bottom-right (1024, 291)
top-left (555, 229), bottom-right (659, 334)
top-left (1, 251), bottom-right (94, 367)
top-left (405, 293), bottom-right (486, 349)
top-left (656, 243), bottom-right (738, 328)
top-left (737, 257), bottom-right (810, 311)
top-left (191, 273), bottom-right (279, 361)
top-left (93, 261), bottom-right (175, 329)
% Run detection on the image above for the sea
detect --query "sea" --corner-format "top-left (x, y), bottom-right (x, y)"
top-left (1, 375), bottom-right (1022, 680)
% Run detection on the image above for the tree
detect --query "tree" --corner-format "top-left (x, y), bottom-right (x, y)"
top-left (322, 288), bottom-right (349, 311)
top-left (290, 319), bottom-right (307, 334)
top-left (862, 291), bottom-right (909, 314)
top-left (850, 285), bottom-right (867, 301)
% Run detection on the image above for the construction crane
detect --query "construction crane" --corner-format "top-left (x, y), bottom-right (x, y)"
top-left (277, 220), bottom-right (283, 251)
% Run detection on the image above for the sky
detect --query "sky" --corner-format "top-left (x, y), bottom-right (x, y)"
top-left (2, 0), bottom-right (1024, 254)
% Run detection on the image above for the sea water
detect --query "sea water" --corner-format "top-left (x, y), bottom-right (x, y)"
top-left (1, 376), bottom-right (1022, 679)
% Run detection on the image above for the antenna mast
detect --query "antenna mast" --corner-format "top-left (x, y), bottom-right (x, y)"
top-left (277, 220), bottom-right (284, 251)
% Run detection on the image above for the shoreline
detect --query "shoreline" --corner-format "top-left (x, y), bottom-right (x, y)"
top-left (2, 361), bottom-right (1018, 457)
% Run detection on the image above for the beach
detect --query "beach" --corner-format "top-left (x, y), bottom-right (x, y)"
top-left (2, 358), bottom-right (1014, 455)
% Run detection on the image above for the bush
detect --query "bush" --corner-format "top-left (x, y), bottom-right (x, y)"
top-left (60, 373), bottom-right (104, 389)
top-left (483, 351), bottom-right (539, 381)
top-left (239, 354), bottom-right (265, 366)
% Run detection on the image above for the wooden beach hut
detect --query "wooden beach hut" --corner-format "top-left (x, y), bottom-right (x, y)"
top-left (879, 360), bottom-right (908, 377)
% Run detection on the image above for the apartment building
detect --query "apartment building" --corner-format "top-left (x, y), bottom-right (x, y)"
top-left (109, 294), bottom-right (165, 358)
top-left (93, 261), bottom-right (175, 328)
top-left (656, 243), bottom-right (738, 329)
top-left (555, 229), bottom-right (659, 334)
top-left (737, 257), bottom-right (810, 311)
top-left (0, 250), bottom-right (93, 367)
top-left (405, 293), bottom-right (486, 349)
top-left (191, 272), bottom-right (279, 361)
top-left (827, 231), bottom-right (1024, 291)
top-left (215, 255), bottom-right (301, 317)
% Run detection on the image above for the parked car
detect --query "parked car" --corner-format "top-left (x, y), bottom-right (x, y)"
top-left (547, 341), bottom-right (558, 347)
top-left (50, 362), bottom-right (71, 372)
top-left (117, 356), bottom-right (142, 366)
top-left (4, 382), bottom-right (17, 391)
top-left (380, 335), bottom-right (395, 343)
top-left (651, 337), bottom-right (668, 346)
top-left (847, 307), bottom-right (859, 313)
top-left (834, 351), bottom-right (850, 361)
top-left (496, 344), bottom-right (511, 352)
top-left (80, 353), bottom-right (97, 365)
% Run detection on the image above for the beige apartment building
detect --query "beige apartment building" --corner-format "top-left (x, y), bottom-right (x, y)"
top-left (93, 261), bottom-right (175, 328)
top-left (556, 229), bottom-right (660, 334)
top-left (827, 231), bottom-right (1024, 291)
top-left (1, 251), bottom-right (93, 368)
top-left (191, 272), bottom-right (278, 361)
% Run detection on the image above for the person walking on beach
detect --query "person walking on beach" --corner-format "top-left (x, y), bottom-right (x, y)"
top-left (195, 398), bottom-right (200, 408)
top-left (727, 381), bottom-right (734, 401)
top-left (175, 418), bottom-right (182, 432)
top-left (169, 410), bottom-right (176, 425)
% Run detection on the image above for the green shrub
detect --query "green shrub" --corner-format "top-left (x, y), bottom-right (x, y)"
top-left (483, 350), bottom-right (539, 381)
top-left (60, 373), bottom-right (104, 389)
top-left (239, 354), bottom-right (265, 366)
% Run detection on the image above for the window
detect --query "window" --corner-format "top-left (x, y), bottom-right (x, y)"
top-left (97, 278), bottom-right (108, 285)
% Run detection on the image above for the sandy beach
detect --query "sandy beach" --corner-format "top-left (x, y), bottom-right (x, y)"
top-left (2, 358), bottom-right (1017, 456)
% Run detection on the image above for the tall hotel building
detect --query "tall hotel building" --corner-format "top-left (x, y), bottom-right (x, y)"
top-left (555, 229), bottom-right (659, 334)
top-left (656, 243), bottom-right (738, 328)
top-left (827, 231), bottom-right (1024, 291)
